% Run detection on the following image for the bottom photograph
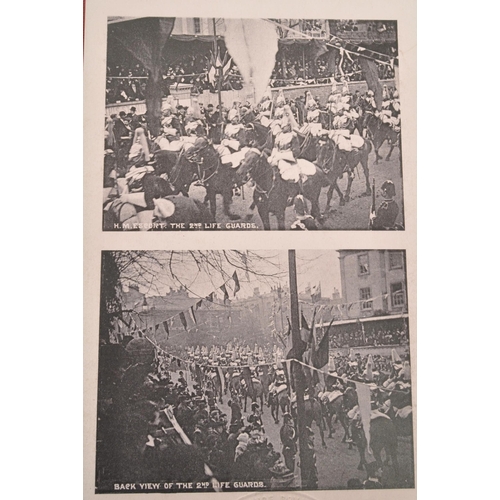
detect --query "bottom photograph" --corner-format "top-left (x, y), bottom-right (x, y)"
top-left (96, 250), bottom-right (414, 493)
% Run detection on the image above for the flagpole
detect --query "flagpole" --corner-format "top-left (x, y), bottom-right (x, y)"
top-left (213, 18), bottom-right (223, 138)
top-left (288, 250), bottom-right (309, 489)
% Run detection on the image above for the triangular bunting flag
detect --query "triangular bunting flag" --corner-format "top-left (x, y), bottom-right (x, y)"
top-left (162, 321), bottom-right (169, 339)
top-left (189, 306), bottom-right (197, 325)
top-left (179, 312), bottom-right (188, 331)
top-left (220, 284), bottom-right (229, 303)
top-left (232, 271), bottom-right (240, 296)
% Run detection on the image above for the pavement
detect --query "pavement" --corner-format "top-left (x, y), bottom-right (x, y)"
top-left (177, 370), bottom-right (415, 490)
top-left (211, 141), bottom-right (404, 230)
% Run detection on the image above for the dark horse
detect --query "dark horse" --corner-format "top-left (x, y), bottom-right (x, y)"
top-left (291, 397), bottom-right (327, 448)
top-left (234, 150), bottom-right (330, 230)
top-left (363, 112), bottom-right (400, 164)
top-left (321, 386), bottom-right (358, 441)
top-left (269, 389), bottom-right (290, 424)
top-left (241, 378), bottom-right (265, 413)
top-left (169, 137), bottom-right (240, 220)
top-left (315, 134), bottom-right (372, 208)
top-left (351, 416), bottom-right (399, 477)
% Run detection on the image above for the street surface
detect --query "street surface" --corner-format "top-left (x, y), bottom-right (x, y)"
top-left (212, 142), bottom-right (404, 230)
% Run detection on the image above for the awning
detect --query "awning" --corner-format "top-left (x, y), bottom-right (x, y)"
top-left (317, 313), bottom-right (408, 328)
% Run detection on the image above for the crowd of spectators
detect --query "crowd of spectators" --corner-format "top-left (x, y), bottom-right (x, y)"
top-left (106, 44), bottom-right (396, 105)
top-left (330, 325), bottom-right (409, 348)
top-left (330, 20), bottom-right (397, 36)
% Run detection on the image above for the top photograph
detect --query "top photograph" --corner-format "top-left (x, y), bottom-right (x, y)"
top-left (102, 18), bottom-right (404, 231)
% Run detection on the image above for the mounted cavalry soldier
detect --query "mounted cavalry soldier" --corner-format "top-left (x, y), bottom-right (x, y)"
top-left (379, 88), bottom-right (401, 132)
top-left (300, 93), bottom-right (324, 136)
top-left (222, 108), bottom-right (245, 151)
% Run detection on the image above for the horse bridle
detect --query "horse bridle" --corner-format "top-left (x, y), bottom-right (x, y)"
top-left (244, 152), bottom-right (275, 200)
top-left (186, 143), bottom-right (220, 185)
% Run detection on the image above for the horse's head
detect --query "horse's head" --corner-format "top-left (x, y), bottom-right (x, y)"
top-left (315, 134), bottom-right (336, 171)
top-left (185, 137), bottom-right (212, 164)
top-left (234, 148), bottom-right (263, 185)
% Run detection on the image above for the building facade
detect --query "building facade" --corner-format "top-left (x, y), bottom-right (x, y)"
top-left (337, 250), bottom-right (407, 319)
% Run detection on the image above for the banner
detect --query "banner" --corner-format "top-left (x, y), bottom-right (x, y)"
top-left (232, 271), bottom-right (240, 296)
top-left (354, 381), bottom-right (373, 457)
top-left (224, 19), bottom-right (279, 103)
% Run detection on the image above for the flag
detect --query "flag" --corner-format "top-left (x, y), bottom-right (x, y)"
top-left (300, 311), bottom-right (310, 343)
top-left (195, 300), bottom-right (203, 310)
top-left (206, 292), bottom-right (214, 302)
top-left (284, 359), bottom-right (293, 391)
top-left (391, 348), bottom-right (402, 364)
top-left (188, 306), bottom-right (197, 325)
top-left (224, 19), bottom-right (279, 103)
top-left (355, 381), bottom-right (373, 457)
top-left (358, 56), bottom-right (383, 110)
top-left (306, 39), bottom-right (329, 61)
top-left (314, 319), bottom-right (332, 369)
top-left (179, 312), bottom-right (188, 331)
top-left (232, 271), bottom-right (240, 296)
top-left (220, 284), bottom-right (229, 303)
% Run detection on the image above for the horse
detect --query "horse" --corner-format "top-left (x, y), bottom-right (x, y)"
top-left (351, 415), bottom-right (400, 477)
top-left (291, 396), bottom-right (327, 448)
top-left (320, 392), bottom-right (347, 439)
top-left (236, 122), bottom-right (274, 152)
top-left (206, 370), bottom-right (224, 405)
top-left (171, 137), bottom-right (240, 220)
top-left (363, 112), bottom-right (400, 164)
top-left (234, 150), bottom-right (330, 230)
top-left (385, 388), bottom-right (413, 437)
top-left (315, 134), bottom-right (372, 208)
top-left (320, 385), bottom-right (358, 442)
top-left (229, 370), bottom-right (242, 404)
top-left (269, 388), bottom-right (290, 424)
top-left (241, 378), bottom-right (265, 413)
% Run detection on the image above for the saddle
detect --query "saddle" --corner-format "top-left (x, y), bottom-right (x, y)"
top-left (394, 405), bottom-right (412, 419)
top-left (220, 146), bottom-right (250, 169)
top-left (321, 390), bottom-right (343, 403)
top-left (328, 130), bottom-right (364, 152)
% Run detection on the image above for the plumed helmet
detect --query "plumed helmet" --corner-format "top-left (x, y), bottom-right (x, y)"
top-left (228, 108), bottom-right (239, 121)
top-left (306, 99), bottom-right (317, 110)
top-left (153, 198), bottom-right (176, 219)
top-left (381, 180), bottom-right (396, 197)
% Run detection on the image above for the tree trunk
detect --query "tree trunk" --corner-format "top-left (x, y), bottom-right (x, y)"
top-left (145, 70), bottom-right (163, 137)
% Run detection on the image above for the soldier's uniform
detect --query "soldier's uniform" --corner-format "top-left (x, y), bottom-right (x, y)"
top-left (280, 417), bottom-right (297, 472)
top-left (371, 199), bottom-right (399, 230)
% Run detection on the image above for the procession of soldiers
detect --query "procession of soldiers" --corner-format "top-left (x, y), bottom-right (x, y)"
top-left (103, 81), bottom-right (402, 231)
top-left (96, 337), bottom-right (413, 492)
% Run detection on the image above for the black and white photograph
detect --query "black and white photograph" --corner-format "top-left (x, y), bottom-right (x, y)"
top-left (96, 250), bottom-right (414, 493)
top-left (102, 18), bottom-right (404, 231)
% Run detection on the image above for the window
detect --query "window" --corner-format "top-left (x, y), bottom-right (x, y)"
top-left (358, 254), bottom-right (369, 275)
top-left (391, 282), bottom-right (406, 307)
top-left (389, 251), bottom-right (403, 270)
top-left (360, 287), bottom-right (372, 310)
top-left (194, 18), bottom-right (201, 34)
